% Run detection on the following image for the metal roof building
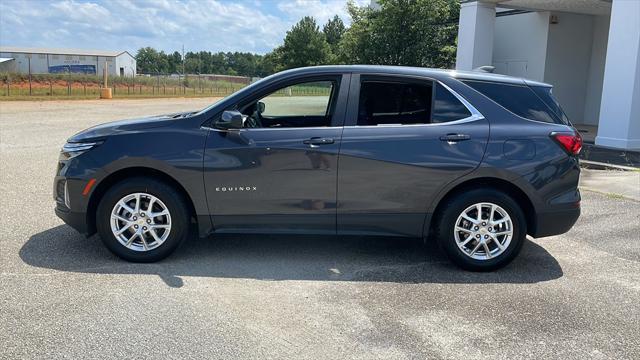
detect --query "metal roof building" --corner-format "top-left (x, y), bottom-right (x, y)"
top-left (0, 46), bottom-right (136, 76)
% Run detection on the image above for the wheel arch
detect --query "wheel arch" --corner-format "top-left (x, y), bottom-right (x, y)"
top-left (86, 167), bottom-right (197, 236)
top-left (423, 177), bottom-right (536, 239)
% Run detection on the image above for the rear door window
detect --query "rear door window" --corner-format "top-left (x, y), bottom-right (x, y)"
top-left (463, 80), bottom-right (563, 124)
top-left (357, 79), bottom-right (473, 126)
top-left (358, 81), bottom-right (432, 125)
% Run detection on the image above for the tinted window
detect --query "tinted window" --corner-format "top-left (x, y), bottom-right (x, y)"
top-left (432, 83), bottom-right (472, 123)
top-left (358, 81), bottom-right (432, 125)
top-left (530, 86), bottom-right (571, 125)
top-left (463, 80), bottom-right (559, 124)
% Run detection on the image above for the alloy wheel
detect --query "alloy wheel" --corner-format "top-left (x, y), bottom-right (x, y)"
top-left (110, 192), bottom-right (172, 252)
top-left (453, 202), bottom-right (513, 260)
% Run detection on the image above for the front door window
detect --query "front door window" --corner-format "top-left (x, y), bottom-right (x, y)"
top-left (239, 80), bottom-right (337, 128)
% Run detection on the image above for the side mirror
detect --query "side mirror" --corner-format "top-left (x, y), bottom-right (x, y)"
top-left (216, 110), bottom-right (245, 130)
top-left (257, 101), bottom-right (266, 114)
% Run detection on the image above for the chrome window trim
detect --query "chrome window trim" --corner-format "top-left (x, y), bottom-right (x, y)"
top-left (202, 79), bottom-right (485, 132)
top-left (343, 114), bottom-right (483, 129)
top-left (238, 126), bottom-right (342, 132)
top-left (203, 126), bottom-right (342, 133)
top-left (438, 80), bottom-right (484, 120)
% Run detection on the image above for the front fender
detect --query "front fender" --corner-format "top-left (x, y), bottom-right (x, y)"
top-left (82, 128), bottom-right (211, 236)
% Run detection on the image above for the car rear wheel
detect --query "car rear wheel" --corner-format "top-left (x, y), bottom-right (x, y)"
top-left (96, 177), bottom-right (190, 262)
top-left (434, 188), bottom-right (526, 271)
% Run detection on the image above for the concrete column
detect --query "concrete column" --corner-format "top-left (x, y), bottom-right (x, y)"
top-left (595, 0), bottom-right (640, 150)
top-left (456, 1), bottom-right (496, 71)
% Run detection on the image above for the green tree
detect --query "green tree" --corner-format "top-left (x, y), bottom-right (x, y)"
top-left (135, 47), bottom-right (161, 73)
top-left (169, 51), bottom-right (183, 74)
top-left (184, 51), bottom-right (209, 74)
top-left (184, 56), bottom-right (200, 74)
top-left (323, 15), bottom-right (346, 54)
top-left (135, 48), bottom-right (272, 77)
top-left (209, 52), bottom-right (225, 73)
top-left (339, 0), bottom-right (459, 68)
top-left (156, 51), bottom-right (170, 73)
top-left (261, 49), bottom-right (281, 75)
top-left (273, 16), bottom-right (332, 70)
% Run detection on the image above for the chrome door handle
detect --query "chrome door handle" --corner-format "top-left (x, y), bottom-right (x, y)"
top-left (303, 137), bottom-right (335, 145)
top-left (439, 133), bottom-right (471, 142)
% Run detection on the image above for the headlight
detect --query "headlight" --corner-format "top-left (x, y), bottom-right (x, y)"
top-left (61, 141), bottom-right (102, 159)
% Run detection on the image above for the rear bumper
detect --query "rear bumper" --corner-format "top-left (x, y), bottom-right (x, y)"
top-left (55, 203), bottom-right (88, 235)
top-left (530, 206), bottom-right (580, 238)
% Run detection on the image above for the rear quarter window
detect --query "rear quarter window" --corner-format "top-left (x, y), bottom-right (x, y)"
top-left (432, 83), bottom-right (472, 123)
top-left (530, 86), bottom-right (571, 125)
top-left (462, 80), bottom-right (565, 124)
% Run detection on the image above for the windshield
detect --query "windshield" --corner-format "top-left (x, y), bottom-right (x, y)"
top-left (530, 86), bottom-right (571, 126)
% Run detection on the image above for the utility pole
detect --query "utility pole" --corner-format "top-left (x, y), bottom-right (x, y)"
top-left (103, 60), bottom-right (108, 88)
top-left (182, 44), bottom-right (185, 76)
top-left (182, 44), bottom-right (186, 93)
top-left (28, 55), bottom-right (32, 96)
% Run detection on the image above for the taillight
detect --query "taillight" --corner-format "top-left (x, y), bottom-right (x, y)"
top-left (551, 131), bottom-right (582, 155)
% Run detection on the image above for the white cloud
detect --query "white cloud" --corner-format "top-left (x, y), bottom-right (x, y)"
top-left (50, 0), bottom-right (111, 22)
top-left (277, 0), bottom-right (368, 25)
top-left (2, 0), bottom-right (366, 55)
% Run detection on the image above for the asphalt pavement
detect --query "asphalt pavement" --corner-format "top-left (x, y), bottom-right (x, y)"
top-left (1, 99), bottom-right (639, 359)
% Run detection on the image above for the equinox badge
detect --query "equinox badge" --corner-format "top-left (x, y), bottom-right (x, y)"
top-left (215, 186), bottom-right (257, 192)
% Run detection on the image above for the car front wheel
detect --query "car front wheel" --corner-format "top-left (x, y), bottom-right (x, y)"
top-left (96, 177), bottom-right (190, 262)
top-left (434, 188), bottom-right (526, 271)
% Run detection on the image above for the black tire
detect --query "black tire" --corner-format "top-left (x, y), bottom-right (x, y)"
top-left (96, 177), bottom-right (191, 262)
top-left (434, 188), bottom-right (526, 271)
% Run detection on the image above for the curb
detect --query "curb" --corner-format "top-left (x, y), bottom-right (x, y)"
top-left (580, 160), bottom-right (639, 171)
top-left (580, 187), bottom-right (640, 202)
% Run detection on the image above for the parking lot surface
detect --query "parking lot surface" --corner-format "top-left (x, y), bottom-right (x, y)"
top-left (1, 99), bottom-right (639, 359)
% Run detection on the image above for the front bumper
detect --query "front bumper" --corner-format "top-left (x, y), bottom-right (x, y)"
top-left (55, 203), bottom-right (89, 235)
top-left (53, 150), bottom-right (103, 236)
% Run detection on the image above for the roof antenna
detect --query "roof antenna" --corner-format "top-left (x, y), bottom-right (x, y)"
top-left (473, 65), bottom-right (495, 73)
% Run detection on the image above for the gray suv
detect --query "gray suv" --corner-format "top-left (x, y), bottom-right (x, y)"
top-left (54, 65), bottom-right (581, 271)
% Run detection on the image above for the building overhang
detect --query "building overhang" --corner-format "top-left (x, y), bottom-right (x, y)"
top-left (461, 0), bottom-right (612, 16)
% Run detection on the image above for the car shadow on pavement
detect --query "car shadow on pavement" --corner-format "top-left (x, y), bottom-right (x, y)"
top-left (21, 225), bottom-right (563, 288)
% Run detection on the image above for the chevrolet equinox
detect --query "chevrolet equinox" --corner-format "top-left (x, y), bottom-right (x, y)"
top-left (54, 65), bottom-right (582, 271)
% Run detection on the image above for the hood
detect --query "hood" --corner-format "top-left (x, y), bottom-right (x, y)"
top-left (68, 111), bottom-right (194, 143)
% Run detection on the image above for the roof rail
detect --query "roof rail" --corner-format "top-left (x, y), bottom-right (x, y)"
top-left (473, 66), bottom-right (495, 73)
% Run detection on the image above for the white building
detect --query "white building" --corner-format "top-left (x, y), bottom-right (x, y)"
top-left (0, 47), bottom-right (136, 77)
top-left (456, 0), bottom-right (639, 150)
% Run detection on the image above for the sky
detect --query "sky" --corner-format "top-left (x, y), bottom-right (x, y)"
top-left (0, 0), bottom-right (370, 55)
